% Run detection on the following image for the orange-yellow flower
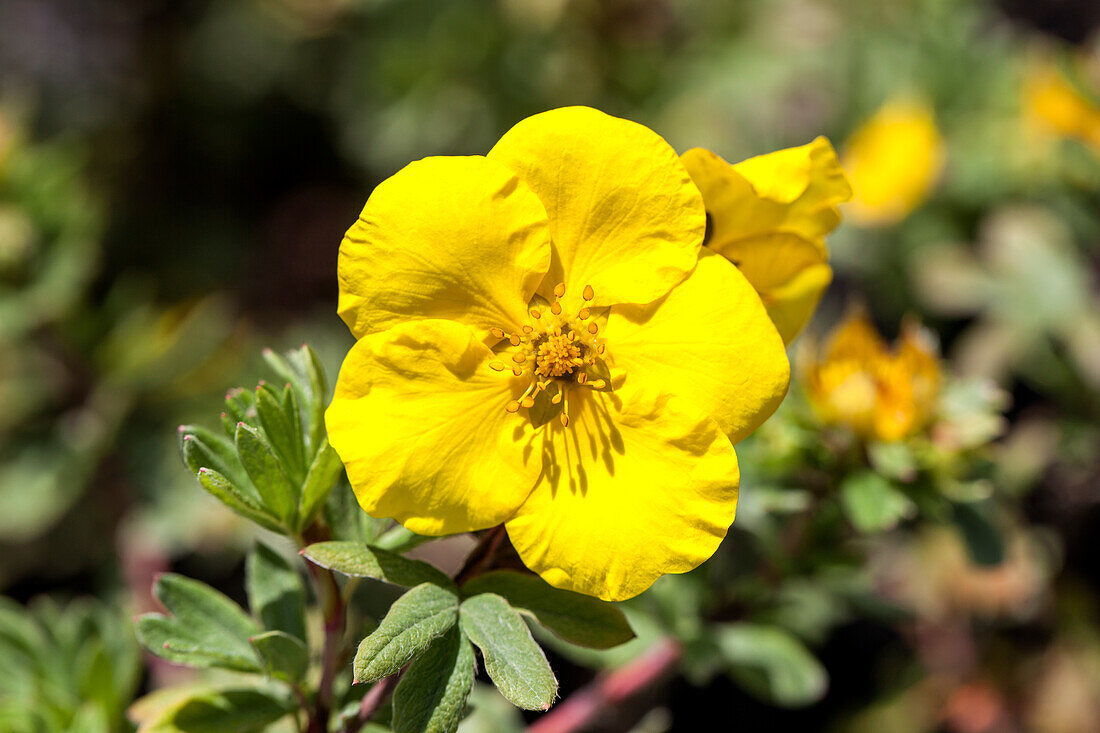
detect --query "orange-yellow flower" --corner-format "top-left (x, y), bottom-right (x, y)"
top-left (804, 307), bottom-right (941, 441)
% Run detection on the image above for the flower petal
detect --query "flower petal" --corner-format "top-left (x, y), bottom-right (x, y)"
top-left (607, 252), bottom-right (790, 444)
top-left (760, 261), bottom-right (833, 345)
top-left (489, 107), bottom-right (704, 309)
top-left (505, 387), bottom-right (739, 601)
top-left (338, 156), bottom-right (551, 339)
top-left (325, 319), bottom-right (540, 535)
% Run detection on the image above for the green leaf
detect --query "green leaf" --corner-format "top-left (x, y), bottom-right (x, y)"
top-left (952, 501), bottom-right (1005, 567)
top-left (715, 623), bottom-right (827, 707)
top-left (222, 388), bottom-right (256, 435)
top-left (840, 471), bottom-right (915, 533)
top-left (323, 482), bottom-right (387, 543)
top-left (353, 583), bottom-right (460, 683)
top-left (255, 384), bottom-right (305, 483)
top-left (235, 422), bottom-right (298, 525)
top-left (373, 525), bottom-right (432, 553)
top-left (139, 686), bottom-right (293, 733)
top-left (246, 542), bottom-right (307, 641)
top-left (459, 593), bottom-right (557, 711)
top-left (392, 627), bottom-right (475, 733)
top-left (178, 425), bottom-right (248, 490)
top-left (298, 439), bottom-right (344, 529)
top-left (196, 469), bottom-right (284, 533)
top-left (249, 631), bottom-right (308, 684)
top-left (135, 574), bottom-right (261, 672)
top-left (303, 541), bottom-right (453, 589)
top-left (460, 571), bottom-right (632, 650)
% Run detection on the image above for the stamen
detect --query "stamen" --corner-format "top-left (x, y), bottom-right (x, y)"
top-left (551, 392), bottom-right (562, 404)
top-left (588, 322), bottom-right (598, 335)
top-left (550, 302), bottom-right (562, 315)
top-left (530, 308), bottom-right (542, 319)
top-left (490, 327), bottom-right (505, 339)
top-left (520, 396), bottom-right (535, 408)
top-left (522, 325), bottom-right (534, 334)
top-left (553, 282), bottom-right (566, 297)
top-left (489, 361), bottom-right (506, 371)
top-left (506, 401), bottom-right (521, 413)
top-left (512, 352), bottom-right (527, 363)
top-left (509, 333), bottom-right (521, 346)
top-left (560, 413), bottom-right (570, 427)
top-left (511, 366), bottom-right (523, 376)
top-left (583, 284), bottom-right (594, 301)
top-left (590, 379), bottom-right (607, 389)
top-left (597, 344), bottom-right (606, 354)
top-left (578, 307), bottom-right (590, 320)
top-left (577, 373), bottom-right (588, 385)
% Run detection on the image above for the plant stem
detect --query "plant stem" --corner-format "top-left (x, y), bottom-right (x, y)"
top-left (345, 672), bottom-right (402, 733)
top-left (453, 524), bottom-right (508, 586)
top-left (525, 637), bottom-right (682, 733)
top-left (297, 532), bottom-right (347, 733)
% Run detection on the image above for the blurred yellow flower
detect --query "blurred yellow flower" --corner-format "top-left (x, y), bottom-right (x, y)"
top-left (804, 307), bottom-right (940, 441)
top-left (327, 107), bottom-right (791, 601)
top-left (680, 138), bottom-right (852, 344)
top-left (1023, 62), bottom-right (1100, 154)
top-left (842, 98), bottom-right (945, 226)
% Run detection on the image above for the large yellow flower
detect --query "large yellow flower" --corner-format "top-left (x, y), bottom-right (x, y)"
top-left (326, 107), bottom-right (790, 601)
top-left (1023, 61), bottom-right (1100, 155)
top-left (803, 307), bottom-right (941, 442)
top-left (681, 138), bottom-right (852, 344)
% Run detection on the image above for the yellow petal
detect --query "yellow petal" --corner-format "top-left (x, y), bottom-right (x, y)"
top-left (842, 99), bottom-right (945, 226)
top-left (821, 305), bottom-right (888, 363)
top-left (325, 319), bottom-right (540, 535)
top-left (489, 107), bottom-right (704, 309)
top-left (338, 156), bottom-right (551, 339)
top-left (505, 387), bottom-right (739, 601)
top-left (608, 252), bottom-right (790, 444)
top-left (762, 262), bottom-right (833, 345)
top-left (682, 137), bottom-right (851, 252)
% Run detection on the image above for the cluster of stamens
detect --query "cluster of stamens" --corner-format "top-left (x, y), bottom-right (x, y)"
top-left (488, 282), bottom-right (608, 427)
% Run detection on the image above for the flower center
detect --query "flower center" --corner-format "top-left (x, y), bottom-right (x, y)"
top-left (488, 282), bottom-right (609, 427)
top-left (535, 334), bottom-right (581, 378)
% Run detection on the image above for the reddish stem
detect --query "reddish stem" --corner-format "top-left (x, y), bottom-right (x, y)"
top-left (526, 638), bottom-right (683, 733)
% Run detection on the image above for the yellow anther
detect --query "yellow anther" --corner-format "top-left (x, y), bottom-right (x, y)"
top-left (560, 413), bottom-right (570, 427)
top-left (588, 322), bottom-right (598, 335)
top-left (534, 333), bottom-right (583, 378)
top-left (550, 302), bottom-right (562, 315)
top-left (572, 358), bottom-right (584, 366)
top-left (505, 401), bottom-right (521, 413)
top-left (551, 392), bottom-right (562, 404)
top-left (590, 379), bottom-right (607, 389)
top-left (597, 344), bottom-right (606, 354)
top-left (577, 373), bottom-right (588, 385)
top-left (530, 308), bottom-right (542, 319)
top-left (512, 366), bottom-right (523, 376)
top-left (512, 352), bottom-right (527, 363)
top-left (578, 307), bottom-right (590, 320)
top-left (553, 282), bottom-right (566, 297)
top-left (489, 361), bottom-right (505, 371)
top-left (520, 396), bottom-right (535, 408)
top-left (490, 327), bottom-right (505, 339)
top-left (583, 284), bottom-right (594, 301)
top-left (522, 325), bottom-right (534, 334)
top-left (509, 333), bottom-right (521, 346)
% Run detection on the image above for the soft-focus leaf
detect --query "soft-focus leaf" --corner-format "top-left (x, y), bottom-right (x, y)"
top-left (840, 471), bottom-right (915, 533)
top-left (135, 574), bottom-right (260, 672)
top-left (255, 384), bottom-right (305, 483)
top-left (298, 439), bottom-right (344, 529)
top-left (953, 500), bottom-right (1005, 566)
top-left (196, 469), bottom-right (284, 533)
top-left (460, 571), bottom-right (633, 649)
top-left (136, 686), bottom-right (293, 733)
top-left (392, 627), bottom-right (475, 733)
top-left (353, 582), bottom-right (459, 683)
top-left (235, 422), bottom-right (298, 525)
top-left (249, 631), bottom-right (308, 684)
top-left (459, 593), bottom-right (557, 711)
top-left (246, 542), bottom-right (306, 641)
top-left (302, 541), bottom-right (453, 589)
top-left (715, 623), bottom-right (827, 707)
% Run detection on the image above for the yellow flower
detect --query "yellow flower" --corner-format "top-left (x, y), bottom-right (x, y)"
top-left (804, 307), bottom-right (940, 442)
top-left (681, 138), bottom-right (852, 344)
top-left (1023, 62), bottom-right (1100, 154)
top-left (326, 107), bottom-right (791, 601)
top-left (842, 98), bottom-right (945, 226)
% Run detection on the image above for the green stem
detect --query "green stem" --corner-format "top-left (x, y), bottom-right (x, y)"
top-left (297, 532), bottom-right (346, 733)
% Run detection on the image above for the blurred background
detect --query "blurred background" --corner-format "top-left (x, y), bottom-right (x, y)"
top-left (2, 0), bottom-right (1100, 730)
